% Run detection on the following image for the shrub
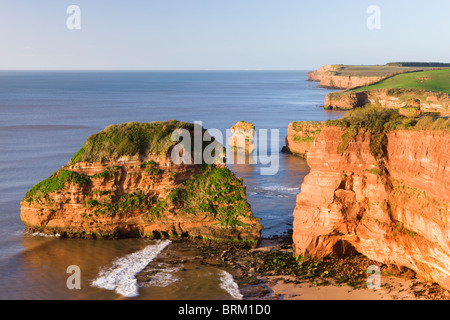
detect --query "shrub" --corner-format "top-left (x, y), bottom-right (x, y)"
top-left (329, 105), bottom-right (407, 159)
top-left (411, 116), bottom-right (450, 131)
top-left (414, 116), bottom-right (435, 130)
top-left (336, 104), bottom-right (402, 134)
top-left (369, 133), bottom-right (388, 160)
top-left (431, 118), bottom-right (450, 130)
top-left (337, 127), bottom-right (358, 155)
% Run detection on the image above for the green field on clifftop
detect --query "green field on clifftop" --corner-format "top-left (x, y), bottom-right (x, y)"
top-left (351, 69), bottom-right (450, 94)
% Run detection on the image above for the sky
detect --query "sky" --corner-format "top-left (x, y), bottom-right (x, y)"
top-left (0, 0), bottom-right (449, 70)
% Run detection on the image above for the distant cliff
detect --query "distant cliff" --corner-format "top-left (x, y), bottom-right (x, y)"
top-left (322, 68), bottom-right (450, 115)
top-left (20, 121), bottom-right (262, 243)
top-left (308, 65), bottom-right (388, 89)
top-left (292, 111), bottom-right (450, 290)
top-left (308, 64), bottom-right (446, 90)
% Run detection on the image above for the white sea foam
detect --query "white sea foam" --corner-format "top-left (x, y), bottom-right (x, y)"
top-left (248, 185), bottom-right (300, 198)
top-left (91, 240), bottom-right (171, 298)
top-left (260, 185), bottom-right (300, 193)
top-left (141, 263), bottom-right (181, 288)
top-left (219, 270), bottom-right (243, 300)
top-left (28, 231), bottom-right (60, 237)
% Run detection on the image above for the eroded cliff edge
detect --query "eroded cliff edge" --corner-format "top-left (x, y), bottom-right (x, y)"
top-left (308, 64), bottom-right (387, 89)
top-left (282, 121), bottom-right (325, 158)
top-left (293, 112), bottom-right (450, 290)
top-left (324, 89), bottom-right (450, 115)
top-left (20, 121), bottom-right (262, 243)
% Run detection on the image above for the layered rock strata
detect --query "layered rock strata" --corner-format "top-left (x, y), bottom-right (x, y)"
top-left (21, 121), bottom-right (262, 243)
top-left (308, 65), bottom-right (386, 89)
top-left (293, 126), bottom-right (450, 290)
top-left (324, 89), bottom-right (450, 115)
top-left (282, 121), bottom-right (325, 158)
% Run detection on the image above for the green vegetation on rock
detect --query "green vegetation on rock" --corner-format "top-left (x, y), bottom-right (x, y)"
top-left (25, 170), bottom-right (89, 203)
top-left (91, 166), bottom-right (120, 179)
top-left (71, 121), bottom-right (203, 164)
top-left (327, 105), bottom-right (450, 160)
top-left (414, 116), bottom-right (450, 130)
top-left (290, 121), bottom-right (325, 148)
top-left (285, 108), bottom-right (445, 160)
top-left (155, 165), bottom-right (252, 227)
top-left (86, 191), bottom-right (154, 217)
top-left (328, 105), bottom-right (397, 159)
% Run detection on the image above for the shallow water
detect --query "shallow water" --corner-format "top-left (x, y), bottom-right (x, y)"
top-left (0, 71), bottom-right (342, 299)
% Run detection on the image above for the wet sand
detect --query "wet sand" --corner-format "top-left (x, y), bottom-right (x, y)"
top-left (241, 239), bottom-right (450, 300)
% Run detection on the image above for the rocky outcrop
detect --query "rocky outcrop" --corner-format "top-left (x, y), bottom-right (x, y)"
top-left (324, 92), bottom-right (362, 110)
top-left (293, 126), bottom-right (450, 290)
top-left (228, 121), bottom-right (256, 154)
top-left (324, 88), bottom-right (450, 115)
top-left (20, 121), bottom-right (262, 243)
top-left (308, 65), bottom-right (386, 89)
top-left (282, 121), bottom-right (325, 158)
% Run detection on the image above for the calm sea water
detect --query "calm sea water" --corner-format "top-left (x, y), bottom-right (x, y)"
top-left (0, 71), bottom-right (342, 300)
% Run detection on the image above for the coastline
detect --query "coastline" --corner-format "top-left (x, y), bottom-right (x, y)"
top-left (185, 236), bottom-right (450, 300)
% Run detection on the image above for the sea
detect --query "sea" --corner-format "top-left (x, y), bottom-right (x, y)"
top-left (0, 70), bottom-right (343, 300)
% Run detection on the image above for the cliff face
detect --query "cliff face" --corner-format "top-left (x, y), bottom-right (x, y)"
top-left (308, 65), bottom-right (385, 89)
top-left (21, 122), bottom-right (262, 243)
top-left (283, 121), bottom-right (325, 158)
top-left (293, 127), bottom-right (450, 290)
top-left (324, 89), bottom-right (450, 115)
top-left (228, 121), bottom-right (256, 154)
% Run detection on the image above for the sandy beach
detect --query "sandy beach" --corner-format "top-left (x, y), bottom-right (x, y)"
top-left (218, 238), bottom-right (450, 301)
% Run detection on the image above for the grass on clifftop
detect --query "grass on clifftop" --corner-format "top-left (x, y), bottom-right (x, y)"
top-left (327, 104), bottom-right (450, 133)
top-left (326, 105), bottom-right (450, 159)
top-left (351, 69), bottom-right (450, 94)
top-left (71, 121), bottom-right (204, 163)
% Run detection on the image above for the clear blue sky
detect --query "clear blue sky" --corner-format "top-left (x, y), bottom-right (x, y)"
top-left (0, 0), bottom-right (449, 70)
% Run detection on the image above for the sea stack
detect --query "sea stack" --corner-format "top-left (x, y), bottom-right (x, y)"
top-left (20, 121), bottom-right (262, 244)
top-left (228, 121), bottom-right (256, 154)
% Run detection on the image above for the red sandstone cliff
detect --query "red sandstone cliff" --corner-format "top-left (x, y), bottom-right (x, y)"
top-left (293, 127), bottom-right (450, 290)
top-left (21, 157), bottom-right (262, 242)
top-left (308, 65), bottom-right (385, 89)
top-left (324, 89), bottom-right (450, 115)
top-left (283, 121), bottom-right (325, 158)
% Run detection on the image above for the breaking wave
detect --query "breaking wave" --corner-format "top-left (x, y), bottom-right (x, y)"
top-left (247, 184), bottom-right (300, 198)
top-left (260, 185), bottom-right (300, 194)
top-left (91, 240), bottom-right (171, 298)
top-left (27, 231), bottom-right (60, 237)
top-left (219, 270), bottom-right (243, 300)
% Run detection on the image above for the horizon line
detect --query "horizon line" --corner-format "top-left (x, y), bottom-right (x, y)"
top-left (0, 69), bottom-right (313, 72)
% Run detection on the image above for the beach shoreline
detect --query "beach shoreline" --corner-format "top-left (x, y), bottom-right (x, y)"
top-left (189, 236), bottom-right (450, 300)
